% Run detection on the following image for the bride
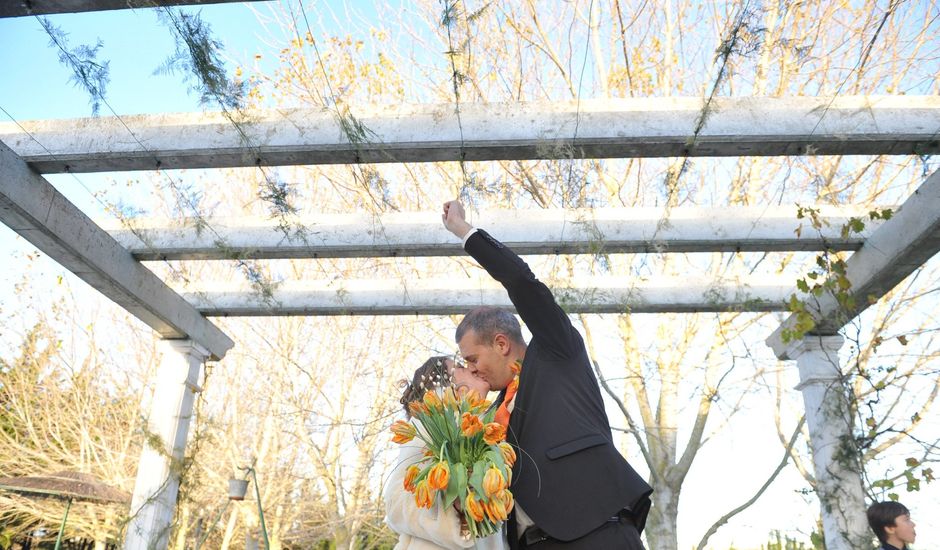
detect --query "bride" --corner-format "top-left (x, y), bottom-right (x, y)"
top-left (384, 355), bottom-right (509, 550)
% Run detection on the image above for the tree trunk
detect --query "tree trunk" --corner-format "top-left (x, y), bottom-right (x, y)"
top-left (219, 508), bottom-right (238, 550)
top-left (646, 483), bottom-right (680, 550)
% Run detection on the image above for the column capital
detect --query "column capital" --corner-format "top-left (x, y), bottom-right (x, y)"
top-left (789, 335), bottom-right (844, 390)
top-left (158, 339), bottom-right (209, 393)
top-left (778, 333), bottom-right (844, 361)
top-left (160, 338), bottom-right (211, 361)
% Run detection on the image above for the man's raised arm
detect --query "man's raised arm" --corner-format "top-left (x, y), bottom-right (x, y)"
top-left (442, 200), bottom-right (581, 359)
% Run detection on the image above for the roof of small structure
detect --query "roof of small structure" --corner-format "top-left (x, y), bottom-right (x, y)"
top-left (0, 471), bottom-right (130, 504)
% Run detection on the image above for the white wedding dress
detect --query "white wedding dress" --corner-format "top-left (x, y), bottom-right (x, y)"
top-left (384, 443), bottom-right (509, 550)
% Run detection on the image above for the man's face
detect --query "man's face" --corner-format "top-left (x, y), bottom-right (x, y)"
top-left (457, 329), bottom-right (516, 391)
top-left (449, 359), bottom-right (491, 398)
top-left (887, 513), bottom-right (916, 546)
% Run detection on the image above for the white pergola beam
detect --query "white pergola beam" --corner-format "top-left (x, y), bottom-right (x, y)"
top-left (108, 205), bottom-right (881, 260)
top-left (2, 97), bottom-right (938, 173)
top-left (767, 167), bottom-right (940, 358)
top-left (0, 0), bottom-right (262, 17)
top-left (181, 277), bottom-right (793, 316)
top-left (0, 139), bottom-right (233, 360)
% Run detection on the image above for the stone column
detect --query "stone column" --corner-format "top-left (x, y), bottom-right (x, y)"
top-left (786, 335), bottom-right (869, 550)
top-left (124, 340), bottom-right (208, 550)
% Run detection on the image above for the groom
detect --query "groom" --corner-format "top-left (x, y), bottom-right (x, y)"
top-left (443, 200), bottom-right (652, 549)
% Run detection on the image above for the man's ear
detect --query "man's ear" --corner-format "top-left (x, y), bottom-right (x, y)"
top-left (493, 333), bottom-right (511, 355)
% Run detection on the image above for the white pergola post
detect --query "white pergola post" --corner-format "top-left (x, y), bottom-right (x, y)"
top-left (125, 340), bottom-right (209, 550)
top-left (784, 335), bottom-right (869, 550)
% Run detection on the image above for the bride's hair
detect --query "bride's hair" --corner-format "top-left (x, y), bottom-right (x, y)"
top-left (398, 355), bottom-right (452, 416)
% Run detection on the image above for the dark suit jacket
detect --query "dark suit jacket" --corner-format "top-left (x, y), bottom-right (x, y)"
top-left (465, 229), bottom-right (653, 543)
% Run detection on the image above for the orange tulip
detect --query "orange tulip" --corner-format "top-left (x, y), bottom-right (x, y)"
top-left (408, 400), bottom-right (429, 416)
top-left (390, 420), bottom-right (417, 444)
top-left (423, 390), bottom-right (443, 411)
top-left (483, 422), bottom-right (507, 445)
top-left (511, 360), bottom-right (522, 375)
top-left (403, 464), bottom-right (420, 493)
top-left (461, 412), bottom-right (484, 437)
top-left (414, 479), bottom-right (434, 509)
top-left (498, 442), bottom-right (516, 466)
top-left (464, 490), bottom-right (486, 522)
top-left (506, 377), bottom-right (519, 395)
top-left (428, 460), bottom-right (450, 490)
top-left (483, 465), bottom-right (506, 497)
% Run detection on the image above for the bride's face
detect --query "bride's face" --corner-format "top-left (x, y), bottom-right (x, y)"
top-left (448, 359), bottom-right (490, 397)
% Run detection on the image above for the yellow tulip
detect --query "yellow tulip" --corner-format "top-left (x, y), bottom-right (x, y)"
top-left (497, 489), bottom-right (514, 516)
top-left (465, 390), bottom-right (484, 407)
top-left (498, 442), bottom-right (516, 466)
top-left (390, 420), bottom-right (417, 444)
top-left (483, 465), bottom-right (505, 497)
top-left (423, 390), bottom-right (443, 411)
top-left (428, 460), bottom-right (450, 490)
top-left (442, 387), bottom-right (459, 410)
top-left (484, 496), bottom-right (507, 522)
top-left (403, 464), bottom-right (420, 493)
top-left (465, 490), bottom-right (486, 522)
top-left (483, 422), bottom-right (507, 445)
top-left (414, 479), bottom-right (434, 509)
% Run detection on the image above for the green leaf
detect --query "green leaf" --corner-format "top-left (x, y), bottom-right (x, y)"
top-left (888, 492), bottom-right (899, 501)
top-left (836, 275), bottom-right (852, 291)
top-left (905, 457), bottom-right (920, 468)
top-left (443, 462), bottom-right (467, 508)
top-left (795, 313), bottom-right (816, 333)
top-left (796, 279), bottom-right (810, 293)
top-left (469, 460), bottom-right (487, 496)
top-left (487, 449), bottom-right (505, 471)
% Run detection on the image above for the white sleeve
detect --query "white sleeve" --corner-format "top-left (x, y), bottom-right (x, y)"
top-left (461, 227), bottom-right (479, 249)
top-left (384, 445), bottom-right (475, 549)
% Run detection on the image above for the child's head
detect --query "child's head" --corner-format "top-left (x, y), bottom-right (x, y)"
top-left (867, 501), bottom-right (916, 547)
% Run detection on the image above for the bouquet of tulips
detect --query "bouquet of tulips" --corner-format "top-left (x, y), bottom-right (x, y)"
top-left (390, 387), bottom-right (517, 539)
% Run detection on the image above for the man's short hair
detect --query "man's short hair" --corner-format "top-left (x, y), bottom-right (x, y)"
top-left (867, 501), bottom-right (910, 543)
top-left (456, 306), bottom-right (525, 346)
